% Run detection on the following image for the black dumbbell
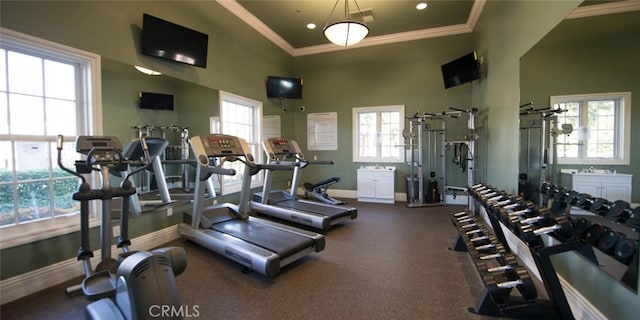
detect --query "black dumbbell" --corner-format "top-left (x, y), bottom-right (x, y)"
top-left (518, 215), bottom-right (575, 243)
top-left (566, 190), bottom-right (581, 206)
top-left (517, 208), bottom-right (557, 228)
top-left (614, 238), bottom-right (638, 265)
top-left (570, 217), bottom-right (591, 238)
top-left (597, 230), bottom-right (624, 254)
top-left (625, 207), bottom-right (640, 229)
top-left (484, 275), bottom-right (538, 302)
top-left (539, 182), bottom-right (552, 195)
top-left (590, 198), bottom-right (612, 216)
top-left (576, 193), bottom-right (595, 210)
top-left (581, 223), bottom-right (608, 245)
top-left (606, 200), bottom-right (632, 223)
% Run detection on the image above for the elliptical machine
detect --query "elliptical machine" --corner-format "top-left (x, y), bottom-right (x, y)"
top-left (57, 135), bottom-right (187, 319)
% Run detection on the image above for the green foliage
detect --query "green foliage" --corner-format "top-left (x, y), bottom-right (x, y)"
top-left (0, 169), bottom-right (80, 225)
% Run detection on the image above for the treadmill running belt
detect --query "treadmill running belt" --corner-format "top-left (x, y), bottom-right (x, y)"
top-left (276, 199), bottom-right (351, 218)
top-left (212, 220), bottom-right (314, 257)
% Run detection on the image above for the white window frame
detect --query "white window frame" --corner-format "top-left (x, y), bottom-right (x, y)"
top-left (352, 105), bottom-right (405, 163)
top-left (0, 28), bottom-right (101, 249)
top-left (551, 92), bottom-right (630, 165)
top-left (217, 91), bottom-right (263, 195)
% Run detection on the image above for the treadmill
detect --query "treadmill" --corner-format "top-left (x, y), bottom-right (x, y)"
top-left (120, 137), bottom-right (216, 215)
top-left (253, 138), bottom-right (357, 231)
top-left (177, 134), bottom-right (325, 277)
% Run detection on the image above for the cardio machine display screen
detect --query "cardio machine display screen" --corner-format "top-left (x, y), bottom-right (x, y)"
top-left (270, 139), bottom-right (292, 153)
top-left (204, 136), bottom-right (244, 156)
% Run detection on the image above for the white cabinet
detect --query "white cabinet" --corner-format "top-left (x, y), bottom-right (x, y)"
top-left (357, 167), bottom-right (396, 203)
top-left (560, 172), bottom-right (632, 202)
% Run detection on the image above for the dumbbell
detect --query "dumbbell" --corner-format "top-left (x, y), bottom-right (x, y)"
top-left (576, 193), bottom-right (595, 210)
top-left (518, 215), bottom-right (575, 243)
top-left (476, 254), bottom-right (520, 276)
top-left (614, 238), bottom-right (638, 265)
top-left (590, 198), bottom-right (612, 216)
top-left (539, 182), bottom-right (552, 195)
top-left (597, 230), bottom-right (626, 254)
top-left (484, 275), bottom-right (538, 302)
top-left (625, 207), bottom-right (640, 229)
top-left (580, 223), bottom-right (609, 245)
top-left (565, 190), bottom-right (581, 206)
top-left (468, 234), bottom-right (498, 248)
top-left (605, 200), bottom-right (632, 223)
top-left (569, 217), bottom-right (591, 238)
top-left (517, 208), bottom-right (557, 228)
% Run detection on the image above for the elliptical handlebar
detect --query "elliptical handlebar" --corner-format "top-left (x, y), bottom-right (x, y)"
top-left (57, 135), bottom-right (86, 185)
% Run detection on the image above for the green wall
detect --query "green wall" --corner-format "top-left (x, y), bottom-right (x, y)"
top-left (472, 0), bottom-right (581, 194)
top-left (0, 0), bottom-right (294, 279)
top-left (1, 1), bottom-right (638, 316)
top-left (292, 34), bottom-right (476, 192)
top-left (521, 10), bottom-right (640, 203)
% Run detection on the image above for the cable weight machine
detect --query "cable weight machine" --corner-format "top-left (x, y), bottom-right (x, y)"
top-left (518, 103), bottom-right (571, 206)
top-left (405, 114), bottom-right (445, 207)
top-left (405, 107), bottom-right (478, 207)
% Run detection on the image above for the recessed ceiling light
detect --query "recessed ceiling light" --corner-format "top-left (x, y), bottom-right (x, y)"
top-left (307, 23), bottom-right (316, 30)
top-left (416, 2), bottom-right (428, 10)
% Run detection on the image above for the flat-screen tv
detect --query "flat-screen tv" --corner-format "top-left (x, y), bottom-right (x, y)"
top-left (141, 13), bottom-right (208, 68)
top-left (139, 91), bottom-right (174, 111)
top-left (441, 51), bottom-right (480, 89)
top-left (266, 76), bottom-right (303, 99)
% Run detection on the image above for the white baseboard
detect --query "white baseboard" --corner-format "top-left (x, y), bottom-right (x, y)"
top-left (0, 225), bottom-right (180, 305)
top-left (299, 188), bottom-right (416, 203)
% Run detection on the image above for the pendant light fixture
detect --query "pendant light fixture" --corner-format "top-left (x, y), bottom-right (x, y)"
top-left (323, 0), bottom-right (369, 47)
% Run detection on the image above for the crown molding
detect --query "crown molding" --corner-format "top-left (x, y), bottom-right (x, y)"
top-left (218, 0), bottom-right (639, 57)
top-left (566, 0), bottom-right (640, 19)
top-left (218, 0), bottom-right (486, 57)
top-left (216, 0), bottom-right (295, 56)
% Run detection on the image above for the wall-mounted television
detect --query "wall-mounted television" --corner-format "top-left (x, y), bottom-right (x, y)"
top-left (141, 13), bottom-right (208, 68)
top-left (266, 76), bottom-right (303, 99)
top-left (441, 51), bottom-right (480, 89)
top-left (139, 91), bottom-right (174, 111)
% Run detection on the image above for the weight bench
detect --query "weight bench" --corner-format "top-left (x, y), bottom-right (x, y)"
top-left (303, 177), bottom-right (345, 205)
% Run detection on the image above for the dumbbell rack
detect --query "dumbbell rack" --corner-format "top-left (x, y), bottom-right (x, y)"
top-left (540, 183), bottom-right (639, 292)
top-left (452, 183), bottom-right (594, 319)
top-left (451, 188), bottom-right (564, 318)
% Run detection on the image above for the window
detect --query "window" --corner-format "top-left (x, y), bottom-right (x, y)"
top-left (0, 28), bottom-right (101, 248)
top-left (217, 91), bottom-right (263, 194)
top-left (353, 105), bottom-right (405, 163)
top-left (552, 92), bottom-right (630, 165)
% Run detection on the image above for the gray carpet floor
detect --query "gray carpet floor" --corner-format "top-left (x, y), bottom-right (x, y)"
top-left (1, 201), bottom-right (495, 320)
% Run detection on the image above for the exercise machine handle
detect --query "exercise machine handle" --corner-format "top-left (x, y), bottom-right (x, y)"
top-left (57, 135), bottom-right (87, 184)
top-left (210, 167), bottom-right (236, 176)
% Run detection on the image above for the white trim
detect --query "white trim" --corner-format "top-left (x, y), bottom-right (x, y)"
top-left (218, 90), bottom-right (263, 195)
top-left (215, 0), bottom-right (295, 56)
top-left (551, 92), bottom-right (631, 166)
top-left (217, 0), bottom-right (640, 57)
top-left (0, 27), bottom-right (102, 248)
top-left (352, 105), bottom-right (405, 163)
top-left (566, 0), bottom-right (640, 20)
top-left (0, 225), bottom-right (180, 304)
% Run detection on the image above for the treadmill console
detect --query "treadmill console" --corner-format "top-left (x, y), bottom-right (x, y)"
top-left (75, 136), bottom-right (123, 154)
top-left (264, 138), bottom-right (303, 159)
top-left (191, 134), bottom-right (254, 165)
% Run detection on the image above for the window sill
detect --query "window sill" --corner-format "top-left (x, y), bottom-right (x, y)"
top-left (0, 215), bottom-right (97, 250)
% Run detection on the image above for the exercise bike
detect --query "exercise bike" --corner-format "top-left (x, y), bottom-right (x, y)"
top-left (57, 135), bottom-right (187, 319)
